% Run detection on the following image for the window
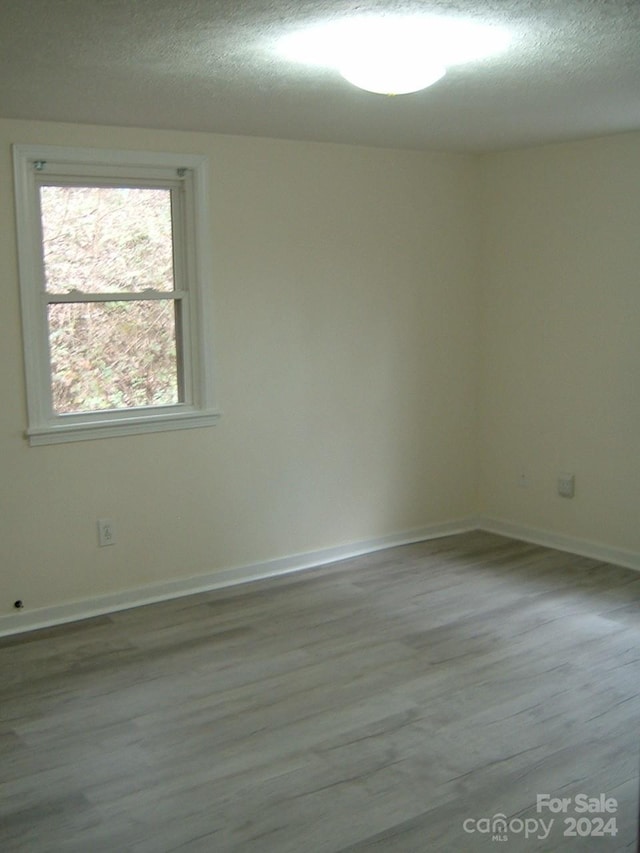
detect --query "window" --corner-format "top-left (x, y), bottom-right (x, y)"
top-left (13, 145), bottom-right (219, 444)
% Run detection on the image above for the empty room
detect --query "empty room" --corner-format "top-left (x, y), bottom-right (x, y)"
top-left (0, 1), bottom-right (639, 851)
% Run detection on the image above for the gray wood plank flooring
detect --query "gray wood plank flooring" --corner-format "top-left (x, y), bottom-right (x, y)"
top-left (1, 531), bottom-right (639, 851)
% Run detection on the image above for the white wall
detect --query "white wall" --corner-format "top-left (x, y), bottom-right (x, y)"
top-left (0, 119), bottom-right (480, 618)
top-left (479, 133), bottom-right (640, 555)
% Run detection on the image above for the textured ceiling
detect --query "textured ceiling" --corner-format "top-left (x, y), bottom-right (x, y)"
top-left (0, 0), bottom-right (639, 152)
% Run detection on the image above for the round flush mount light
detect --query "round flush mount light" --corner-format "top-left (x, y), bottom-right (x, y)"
top-left (339, 59), bottom-right (445, 96)
top-left (337, 21), bottom-right (446, 95)
top-left (277, 16), bottom-right (511, 96)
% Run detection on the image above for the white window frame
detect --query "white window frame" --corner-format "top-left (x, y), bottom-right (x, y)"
top-left (13, 144), bottom-right (219, 445)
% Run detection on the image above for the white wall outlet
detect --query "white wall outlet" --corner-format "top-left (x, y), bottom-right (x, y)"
top-left (557, 473), bottom-right (575, 498)
top-left (97, 518), bottom-right (116, 546)
top-left (517, 472), bottom-right (529, 488)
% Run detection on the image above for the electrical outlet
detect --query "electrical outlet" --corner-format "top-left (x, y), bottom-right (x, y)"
top-left (97, 518), bottom-right (116, 546)
top-left (558, 473), bottom-right (575, 498)
top-left (517, 472), bottom-right (529, 488)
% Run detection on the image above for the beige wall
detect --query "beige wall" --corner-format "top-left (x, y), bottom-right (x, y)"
top-left (479, 133), bottom-right (640, 553)
top-left (2, 119), bottom-right (638, 620)
top-left (0, 119), bottom-right (480, 612)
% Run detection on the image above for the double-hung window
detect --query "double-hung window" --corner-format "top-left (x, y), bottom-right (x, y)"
top-left (13, 145), bottom-right (219, 445)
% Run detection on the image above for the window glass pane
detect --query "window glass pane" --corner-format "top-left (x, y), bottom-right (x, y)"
top-left (40, 186), bottom-right (175, 294)
top-left (48, 300), bottom-right (180, 413)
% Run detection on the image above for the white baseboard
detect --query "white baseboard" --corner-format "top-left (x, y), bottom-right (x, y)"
top-left (4, 516), bottom-right (636, 639)
top-left (478, 516), bottom-right (640, 573)
top-left (0, 517), bottom-right (474, 638)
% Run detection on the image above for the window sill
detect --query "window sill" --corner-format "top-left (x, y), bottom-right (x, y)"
top-left (26, 409), bottom-right (221, 446)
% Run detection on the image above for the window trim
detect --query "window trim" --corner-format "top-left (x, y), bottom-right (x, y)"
top-left (13, 144), bottom-right (220, 445)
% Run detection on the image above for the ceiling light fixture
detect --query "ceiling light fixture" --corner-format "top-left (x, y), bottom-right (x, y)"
top-left (278, 16), bottom-right (511, 96)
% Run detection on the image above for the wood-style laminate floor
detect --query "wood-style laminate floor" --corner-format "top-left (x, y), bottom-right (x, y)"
top-left (1, 531), bottom-right (639, 852)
